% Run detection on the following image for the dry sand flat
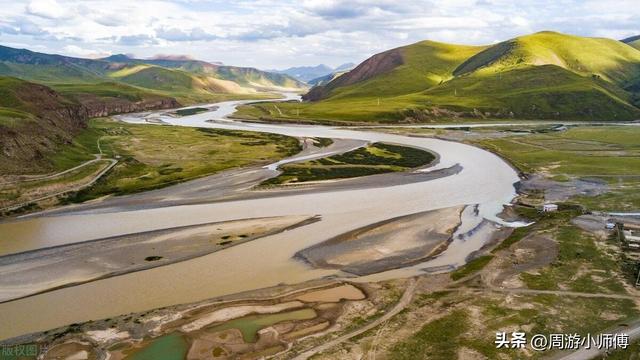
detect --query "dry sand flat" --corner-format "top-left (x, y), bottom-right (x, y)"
top-left (0, 215), bottom-right (316, 303)
top-left (296, 206), bottom-right (463, 275)
top-left (295, 284), bottom-right (365, 302)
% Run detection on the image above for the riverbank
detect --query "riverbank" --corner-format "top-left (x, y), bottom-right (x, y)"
top-left (0, 117), bottom-right (303, 217)
top-left (0, 215), bottom-right (318, 303)
top-left (0, 280), bottom-right (404, 360)
top-left (0, 95), bottom-right (520, 342)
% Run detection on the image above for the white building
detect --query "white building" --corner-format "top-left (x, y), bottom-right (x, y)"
top-left (542, 204), bottom-right (558, 212)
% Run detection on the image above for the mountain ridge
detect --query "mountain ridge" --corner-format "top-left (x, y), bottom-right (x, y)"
top-left (0, 45), bottom-right (306, 101)
top-left (272, 63), bottom-right (355, 83)
top-left (622, 35), bottom-right (640, 50)
top-left (295, 31), bottom-right (640, 122)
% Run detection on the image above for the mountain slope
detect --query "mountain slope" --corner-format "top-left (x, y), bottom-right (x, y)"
top-left (304, 40), bottom-right (486, 101)
top-left (334, 63), bottom-right (356, 72)
top-left (455, 31), bottom-right (640, 85)
top-left (51, 82), bottom-right (179, 118)
top-left (0, 77), bottom-right (88, 174)
top-left (622, 35), bottom-right (640, 50)
top-left (290, 32), bottom-right (640, 123)
top-left (0, 46), bottom-right (110, 83)
top-left (308, 71), bottom-right (349, 87)
top-left (308, 64), bottom-right (355, 87)
top-left (107, 55), bottom-right (306, 90)
top-left (0, 45), bottom-right (306, 104)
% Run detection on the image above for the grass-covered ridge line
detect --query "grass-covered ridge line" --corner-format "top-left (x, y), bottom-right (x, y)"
top-left (237, 31), bottom-right (640, 124)
top-left (51, 82), bottom-right (169, 103)
top-left (263, 142), bottom-right (435, 185)
top-left (0, 44), bottom-right (306, 107)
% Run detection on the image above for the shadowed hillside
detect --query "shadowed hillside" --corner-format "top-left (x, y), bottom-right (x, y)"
top-left (0, 77), bottom-right (88, 174)
top-left (623, 35), bottom-right (640, 50)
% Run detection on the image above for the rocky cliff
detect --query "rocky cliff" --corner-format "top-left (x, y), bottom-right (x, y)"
top-left (0, 77), bottom-right (181, 175)
top-left (71, 94), bottom-right (180, 117)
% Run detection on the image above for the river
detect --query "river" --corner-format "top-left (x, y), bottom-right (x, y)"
top-left (0, 94), bottom-right (520, 340)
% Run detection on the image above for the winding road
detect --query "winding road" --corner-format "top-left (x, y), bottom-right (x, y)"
top-left (0, 138), bottom-right (117, 213)
top-left (293, 278), bottom-right (417, 360)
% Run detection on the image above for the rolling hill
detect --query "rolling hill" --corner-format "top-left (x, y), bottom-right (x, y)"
top-left (304, 40), bottom-right (486, 101)
top-left (0, 77), bottom-right (88, 174)
top-left (0, 45), bottom-right (306, 104)
top-left (623, 35), bottom-right (640, 50)
top-left (287, 31), bottom-right (640, 123)
top-left (105, 55), bottom-right (306, 93)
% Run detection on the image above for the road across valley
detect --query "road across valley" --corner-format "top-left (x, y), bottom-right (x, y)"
top-left (0, 94), bottom-right (521, 340)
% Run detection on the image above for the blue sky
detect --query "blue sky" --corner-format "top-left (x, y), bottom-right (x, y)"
top-left (0, 0), bottom-right (638, 69)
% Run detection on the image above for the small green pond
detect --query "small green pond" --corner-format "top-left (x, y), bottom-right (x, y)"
top-left (123, 308), bottom-right (316, 360)
top-left (126, 333), bottom-right (188, 360)
top-left (206, 308), bottom-right (317, 342)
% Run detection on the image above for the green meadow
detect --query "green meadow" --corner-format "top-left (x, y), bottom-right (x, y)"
top-left (263, 142), bottom-right (435, 185)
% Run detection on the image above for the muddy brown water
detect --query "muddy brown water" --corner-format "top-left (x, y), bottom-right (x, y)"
top-left (0, 94), bottom-right (520, 340)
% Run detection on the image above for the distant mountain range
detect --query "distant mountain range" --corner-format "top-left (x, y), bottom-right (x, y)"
top-left (270, 63), bottom-right (355, 83)
top-left (308, 69), bottom-right (353, 87)
top-left (0, 45), bottom-right (306, 174)
top-left (0, 46), bottom-right (306, 102)
top-left (300, 31), bottom-right (640, 123)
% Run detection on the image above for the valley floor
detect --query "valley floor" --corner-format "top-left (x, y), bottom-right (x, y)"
top-left (0, 116), bottom-right (302, 216)
top-left (2, 106), bottom-right (640, 359)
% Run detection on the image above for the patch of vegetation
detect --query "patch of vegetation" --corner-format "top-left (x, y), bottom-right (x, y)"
top-left (58, 118), bottom-right (300, 202)
top-left (389, 310), bottom-right (468, 360)
top-left (450, 255), bottom-right (494, 280)
top-left (475, 295), bottom-right (638, 359)
top-left (51, 82), bottom-right (163, 103)
top-left (175, 107), bottom-right (208, 116)
top-left (477, 127), bottom-right (640, 176)
top-left (475, 126), bottom-right (640, 211)
top-left (0, 107), bottom-right (34, 127)
top-left (263, 142), bottom-right (434, 185)
top-left (312, 137), bottom-right (333, 147)
top-left (492, 226), bottom-right (533, 252)
top-left (520, 225), bottom-right (626, 293)
top-left (0, 160), bottom-right (110, 208)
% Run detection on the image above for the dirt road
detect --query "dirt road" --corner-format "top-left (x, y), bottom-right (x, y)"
top-left (292, 278), bottom-right (417, 360)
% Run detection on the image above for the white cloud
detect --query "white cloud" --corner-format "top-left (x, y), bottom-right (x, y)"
top-left (0, 0), bottom-right (636, 69)
top-left (26, 0), bottom-right (69, 19)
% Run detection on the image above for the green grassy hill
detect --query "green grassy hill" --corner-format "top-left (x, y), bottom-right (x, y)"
top-left (104, 54), bottom-right (306, 92)
top-left (0, 76), bottom-right (88, 174)
top-left (623, 35), bottom-right (640, 50)
top-left (0, 45), bottom-right (306, 105)
top-left (305, 40), bottom-right (486, 101)
top-left (265, 31), bottom-right (640, 123)
top-left (455, 32), bottom-right (640, 85)
top-left (109, 65), bottom-right (194, 92)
